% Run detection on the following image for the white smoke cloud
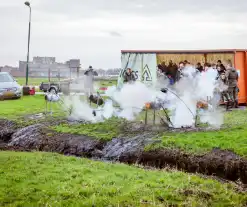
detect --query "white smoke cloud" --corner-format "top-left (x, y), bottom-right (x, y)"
top-left (64, 95), bottom-right (97, 122)
top-left (167, 66), bottom-right (224, 127)
top-left (63, 66), bottom-right (226, 128)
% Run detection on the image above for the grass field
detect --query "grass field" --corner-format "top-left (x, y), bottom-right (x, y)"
top-left (0, 95), bottom-right (60, 119)
top-left (0, 95), bottom-right (155, 140)
top-left (146, 125), bottom-right (247, 157)
top-left (1, 91), bottom-right (247, 206)
top-left (53, 118), bottom-right (123, 140)
top-left (145, 110), bottom-right (247, 157)
top-left (1, 151), bottom-right (246, 207)
top-left (16, 77), bottom-right (51, 86)
top-left (15, 77), bottom-right (117, 87)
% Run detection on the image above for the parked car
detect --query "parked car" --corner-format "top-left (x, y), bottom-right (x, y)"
top-left (0, 72), bottom-right (22, 99)
top-left (39, 80), bottom-right (70, 95)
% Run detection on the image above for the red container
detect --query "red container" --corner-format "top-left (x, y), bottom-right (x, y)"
top-left (29, 87), bottom-right (35, 95)
top-left (99, 87), bottom-right (108, 91)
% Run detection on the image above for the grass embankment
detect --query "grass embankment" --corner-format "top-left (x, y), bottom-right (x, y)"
top-left (53, 118), bottom-right (123, 141)
top-left (0, 151), bottom-right (246, 207)
top-left (147, 110), bottom-right (247, 157)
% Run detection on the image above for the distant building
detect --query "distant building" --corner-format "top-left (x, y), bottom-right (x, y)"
top-left (19, 57), bottom-right (80, 78)
top-left (0, 65), bottom-right (19, 75)
top-left (33, 56), bottom-right (56, 64)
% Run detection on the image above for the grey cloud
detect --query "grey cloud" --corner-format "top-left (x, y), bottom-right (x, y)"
top-left (109, 31), bottom-right (122, 37)
top-left (1, 0), bottom-right (247, 68)
top-left (34, 0), bottom-right (247, 19)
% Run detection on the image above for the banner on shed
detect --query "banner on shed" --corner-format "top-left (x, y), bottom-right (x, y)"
top-left (118, 53), bottom-right (157, 88)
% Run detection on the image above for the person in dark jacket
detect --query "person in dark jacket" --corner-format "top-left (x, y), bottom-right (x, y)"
top-left (123, 68), bottom-right (136, 83)
top-left (158, 63), bottom-right (168, 74)
top-left (196, 62), bottom-right (204, 73)
top-left (217, 60), bottom-right (226, 72)
top-left (225, 61), bottom-right (239, 108)
top-left (218, 71), bottom-right (231, 110)
top-left (175, 61), bottom-right (185, 82)
top-left (165, 60), bottom-right (177, 84)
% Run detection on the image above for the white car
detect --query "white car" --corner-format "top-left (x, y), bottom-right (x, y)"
top-left (0, 72), bottom-right (22, 99)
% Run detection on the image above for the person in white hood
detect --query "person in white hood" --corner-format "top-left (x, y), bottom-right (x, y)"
top-left (84, 66), bottom-right (98, 96)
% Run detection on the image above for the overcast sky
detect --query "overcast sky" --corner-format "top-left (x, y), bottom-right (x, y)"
top-left (1, 0), bottom-right (247, 68)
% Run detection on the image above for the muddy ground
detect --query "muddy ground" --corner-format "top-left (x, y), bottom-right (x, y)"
top-left (0, 119), bottom-right (247, 185)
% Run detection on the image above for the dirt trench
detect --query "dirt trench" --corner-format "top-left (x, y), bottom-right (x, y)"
top-left (0, 120), bottom-right (247, 185)
top-left (125, 149), bottom-right (247, 184)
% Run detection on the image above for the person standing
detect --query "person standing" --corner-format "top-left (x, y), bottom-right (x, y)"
top-left (175, 62), bottom-right (185, 82)
top-left (217, 60), bottom-right (226, 72)
top-left (84, 65), bottom-right (97, 97)
top-left (123, 68), bottom-right (136, 83)
top-left (218, 71), bottom-right (231, 110)
top-left (225, 61), bottom-right (239, 108)
top-left (196, 62), bottom-right (204, 73)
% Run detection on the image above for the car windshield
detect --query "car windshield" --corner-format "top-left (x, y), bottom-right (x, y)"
top-left (0, 73), bottom-right (14, 82)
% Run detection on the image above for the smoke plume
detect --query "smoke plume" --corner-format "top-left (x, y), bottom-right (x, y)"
top-left (63, 66), bottom-right (226, 128)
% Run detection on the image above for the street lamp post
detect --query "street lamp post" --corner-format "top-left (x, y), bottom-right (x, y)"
top-left (24, 1), bottom-right (31, 86)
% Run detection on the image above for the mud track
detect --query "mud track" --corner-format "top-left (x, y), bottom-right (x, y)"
top-left (0, 119), bottom-right (247, 185)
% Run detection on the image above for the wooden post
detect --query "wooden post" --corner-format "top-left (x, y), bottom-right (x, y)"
top-left (194, 109), bottom-right (199, 127)
top-left (153, 108), bottom-right (156, 125)
top-left (145, 108), bottom-right (148, 125)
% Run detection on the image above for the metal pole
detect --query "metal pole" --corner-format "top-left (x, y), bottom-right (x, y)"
top-left (70, 66), bottom-right (72, 80)
top-left (25, 2), bottom-right (31, 86)
top-left (58, 67), bottom-right (61, 82)
top-left (48, 68), bottom-right (51, 82)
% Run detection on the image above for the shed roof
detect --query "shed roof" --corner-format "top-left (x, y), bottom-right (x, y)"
top-left (121, 49), bottom-right (247, 54)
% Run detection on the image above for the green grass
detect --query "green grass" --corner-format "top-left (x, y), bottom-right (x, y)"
top-left (2, 94), bottom-right (247, 156)
top-left (146, 110), bottom-right (247, 157)
top-left (0, 95), bottom-right (46, 117)
top-left (1, 151), bottom-right (246, 207)
top-left (16, 77), bottom-right (51, 86)
top-left (224, 110), bottom-right (247, 126)
top-left (97, 80), bottom-right (117, 87)
top-left (15, 77), bottom-right (117, 87)
top-left (147, 126), bottom-right (247, 157)
top-left (53, 118), bottom-right (124, 140)
top-left (0, 95), bottom-right (61, 119)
